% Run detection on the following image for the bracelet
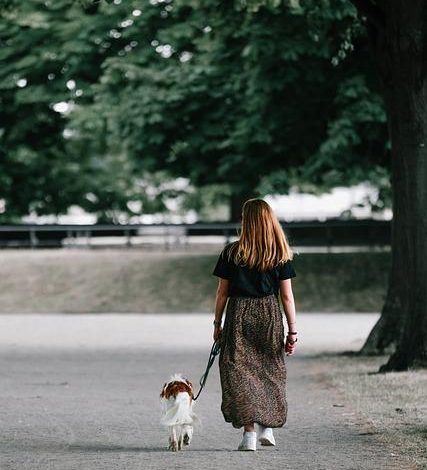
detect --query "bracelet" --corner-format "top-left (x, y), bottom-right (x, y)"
top-left (213, 320), bottom-right (221, 326)
top-left (288, 331), bottom-right (297, 335)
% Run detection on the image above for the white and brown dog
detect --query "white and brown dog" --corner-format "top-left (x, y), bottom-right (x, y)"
top-left (160, 374), bottom-right (199, 451)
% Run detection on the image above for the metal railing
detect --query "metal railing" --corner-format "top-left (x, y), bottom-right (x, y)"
top-left (0, 219), bottom-right (391, 249)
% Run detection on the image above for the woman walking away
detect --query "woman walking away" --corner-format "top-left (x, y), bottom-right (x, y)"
top-left (212, 198), bottom-right (297, 451)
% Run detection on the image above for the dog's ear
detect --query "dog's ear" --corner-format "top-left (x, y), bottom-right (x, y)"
top-left (160, 382), bottom-right (167, 398)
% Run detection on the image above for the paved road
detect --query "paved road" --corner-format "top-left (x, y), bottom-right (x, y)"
top-left (0, 314), bottom-right (415, 470)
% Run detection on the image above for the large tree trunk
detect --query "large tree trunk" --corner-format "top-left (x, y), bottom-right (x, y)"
top-left (380, 15), bottom-right (427, 369)
top-left (359, 68), bottom-right (406, 355)
top-left (367, 1), bottom-right (427, 370)
top-left (229, 189), bottom-right (257, 222)
top-left (359, 271), bottom-right (404, 355)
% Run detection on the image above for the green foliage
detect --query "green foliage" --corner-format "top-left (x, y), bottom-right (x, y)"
top-left (299, 75), bottom-right (388, 188)
top-left (0, 0), bottom-right (390, 221)
top-left (72, 0), bottom-right (388, 204)
top-left (0, 0), bottom-right (146, 221)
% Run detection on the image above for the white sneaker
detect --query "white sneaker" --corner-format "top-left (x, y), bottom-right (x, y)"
top-left (258, 425), bottom-right (276, 446)
top-left (237, 431), bottom-right (257, 451)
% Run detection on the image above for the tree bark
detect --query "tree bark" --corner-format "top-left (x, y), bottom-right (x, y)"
top-left (360, 1), bottom-right (427, 369)
top-left (359, 18), bottom-right (406, 354)
top-left (356, 1), bottom-right (403, 356)
top-left (229, 190), bottom-right (257, 222)
top-left (359, 272), bottom-right (404, 355)
top-left (380, 3), bottom-right (427, 369)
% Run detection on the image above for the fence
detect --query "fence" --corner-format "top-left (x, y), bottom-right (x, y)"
top-left (0, 219), bottom-right (391, 249)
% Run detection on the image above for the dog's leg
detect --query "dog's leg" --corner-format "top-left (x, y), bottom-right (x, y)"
top-left (168, 427), bottom-right (173, 450)
top-left (172, 425), bottom-right (178, 452)
top-left (168, 426), bottom-right (178, 452)
top-left (178, 425), bottom-right (184, 451)
top-left (183, 424), bottom-right (193, 446)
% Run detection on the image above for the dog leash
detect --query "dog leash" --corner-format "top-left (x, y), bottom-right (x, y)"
top-left (193, 340), bottom-right (221, 401)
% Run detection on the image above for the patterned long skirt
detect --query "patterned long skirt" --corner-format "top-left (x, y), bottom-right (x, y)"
top-left (219, 294), bottom-right (287, 429)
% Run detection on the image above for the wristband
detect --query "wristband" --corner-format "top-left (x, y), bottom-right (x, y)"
top-left (213, 320), bottom-right (221, 326)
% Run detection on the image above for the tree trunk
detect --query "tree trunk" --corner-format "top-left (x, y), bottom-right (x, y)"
top-left (372, 1), bottom-right (427, 370)
top-left (359, 272), bottom-right (404, 355)
top-left (229, 190), bottom-right (257, 222)
top-left (359, 73), bottom-right (407, 355)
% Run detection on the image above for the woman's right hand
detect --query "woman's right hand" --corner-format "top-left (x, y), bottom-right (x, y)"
top-left (213, 326), bottom-right (222, 342)
top-left (285, 334), bottom-right (297, 355)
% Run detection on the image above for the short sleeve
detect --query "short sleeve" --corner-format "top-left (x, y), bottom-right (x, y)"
top-left (277, 260), bottom-right (296, 280)
top-left (212, 248), bottom-right (234, 280)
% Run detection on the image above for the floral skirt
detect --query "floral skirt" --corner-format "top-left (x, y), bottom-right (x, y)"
top-left (219, 294), bottom-right (287, 429)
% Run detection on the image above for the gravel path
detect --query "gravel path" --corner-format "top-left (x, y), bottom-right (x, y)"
top-left (0, 314), bottom-right (415, 470)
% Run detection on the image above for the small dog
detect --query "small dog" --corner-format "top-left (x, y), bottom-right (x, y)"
top-left (160, 374), bottom-right (199, 451)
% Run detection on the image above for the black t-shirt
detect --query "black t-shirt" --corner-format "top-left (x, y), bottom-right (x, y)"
top-left (212, 242), bottom-right (296, 298)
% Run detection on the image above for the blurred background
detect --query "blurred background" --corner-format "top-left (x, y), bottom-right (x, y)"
top-left (0, 0), bottom-right (391, 314)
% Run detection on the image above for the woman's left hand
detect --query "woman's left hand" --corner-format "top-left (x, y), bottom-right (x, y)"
top-left (213, 326), bottom-right (222, 342)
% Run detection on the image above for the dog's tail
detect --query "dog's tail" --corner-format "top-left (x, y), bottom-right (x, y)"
top-left (160, 392), bottom-right (199, 427)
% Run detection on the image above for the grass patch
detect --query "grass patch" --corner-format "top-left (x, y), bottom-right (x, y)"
top-left (0, 249), bottom-right (390, 313)
top-left (291, 251), bottom-right (390, 312)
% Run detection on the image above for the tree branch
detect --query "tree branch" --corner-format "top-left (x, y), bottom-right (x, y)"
top-left (350, 0), bottom-right (386, 30)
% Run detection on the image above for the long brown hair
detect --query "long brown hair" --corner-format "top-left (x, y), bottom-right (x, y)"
top-left (229, 198), bottom-right (293, 271)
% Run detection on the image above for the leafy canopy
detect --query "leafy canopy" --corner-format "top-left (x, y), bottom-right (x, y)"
top-left (0, 0), bottom-right (389, 221)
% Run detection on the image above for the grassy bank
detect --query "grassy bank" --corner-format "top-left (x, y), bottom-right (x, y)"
top-left (316, 355), bottom-right (426, 469)
top-left (0, 249), bottom-right (390, 313)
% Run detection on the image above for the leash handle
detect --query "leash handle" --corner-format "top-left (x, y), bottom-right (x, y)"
top-left (193, 340), bottom-right (221, 401)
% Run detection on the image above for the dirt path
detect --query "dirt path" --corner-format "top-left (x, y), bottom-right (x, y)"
top-left (0, 314), bottom-right (415, 470)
